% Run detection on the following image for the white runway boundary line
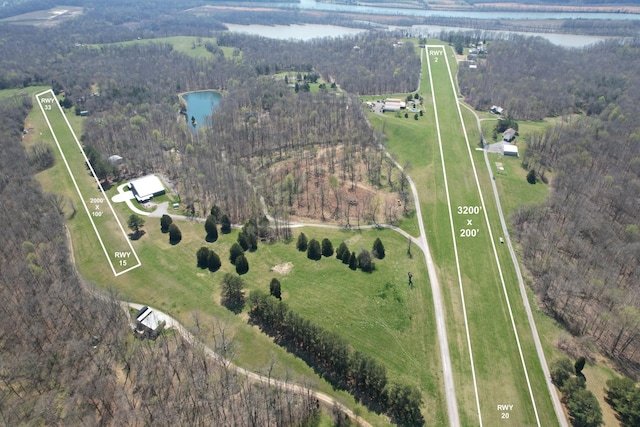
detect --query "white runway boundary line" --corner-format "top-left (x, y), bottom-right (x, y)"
top-left (36, 89), bottom-right (141, 276)
top-left (426, 45), bottom-right (483, 426)
top-left (441, 46), bottom-right (543, 426)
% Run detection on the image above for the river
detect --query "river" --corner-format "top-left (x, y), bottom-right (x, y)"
top-left (290, 0), bottom-right (640, 20)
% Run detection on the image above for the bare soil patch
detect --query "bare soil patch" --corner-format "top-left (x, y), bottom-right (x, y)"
top-left (270, 262), bottom-right (293, 274)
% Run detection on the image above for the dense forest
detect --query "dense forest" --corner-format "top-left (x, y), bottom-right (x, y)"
top-left (459, 35), bottom-right (640, 374)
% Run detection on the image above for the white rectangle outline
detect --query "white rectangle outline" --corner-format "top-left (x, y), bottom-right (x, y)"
top-left (36, 89), bottom-right (141, 276)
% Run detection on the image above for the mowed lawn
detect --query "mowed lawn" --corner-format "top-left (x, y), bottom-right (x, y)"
top-left (29, 92), bottom-right (446, 426)
top-left (374, 44), bottom-right (558, 426)
top-left (34, 90), bottom-right (137, 276)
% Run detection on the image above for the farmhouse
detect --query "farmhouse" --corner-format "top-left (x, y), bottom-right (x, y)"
top-left (502, 128), bottom-right (517, 142)
top-left (490, 105), bottom-right (504, 115)
top-left (128, 174), bottom-right (165, 202)
top-left (503, 144), bottom-right (519, 157)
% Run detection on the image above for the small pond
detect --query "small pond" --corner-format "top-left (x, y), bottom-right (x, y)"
top-left (181, 90), bottom-right (222, 130)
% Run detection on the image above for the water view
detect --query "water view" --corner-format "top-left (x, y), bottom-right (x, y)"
top-left (181, 90), bottom-right (221, 130)
top-left (224, 23), bottom-right (366, 41)
top-left (225, 22), bottom-right (608, 48)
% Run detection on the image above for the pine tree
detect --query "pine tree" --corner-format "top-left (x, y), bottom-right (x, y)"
top-left (307, 238), bottom-right (321, 260)
top-left (229, 242), bottom-right (244, 265)
top-left (207, 250), bottom-right (221, 272)
top-left (296, 232), bottom-right (308, 251)
top-left (210, 205), bottom-right (221, 221)
top-left (270, 278), bottom-right (282, 300)
top-left (349, 251), bottom-right (357, 270)
top-left (235, 254), bottom-right (249, 275)
top-left (160, 214), bottom-right (172, 233)
top-left (357, 249), bottom-right (374, 272)
top-left (372, 238), bottom-right (385, 259)
top-left (321, 238), bottom-right (334, 257)
top-left (205, 215), bottom-right (218, 242)
top-left (168, 223), bottom-right (182, 244)
top-left (237, 231), bottom-right (249, 251)
top-left (336, 242), bottom-right (349, 261)
top-left (220, 214), bottom-right (232, 234)
top-left (196, 246), bottom-right (210, 268)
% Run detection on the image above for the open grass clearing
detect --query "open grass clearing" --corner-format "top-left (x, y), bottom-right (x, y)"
top-left (89, 36), bottom-right (239, 59)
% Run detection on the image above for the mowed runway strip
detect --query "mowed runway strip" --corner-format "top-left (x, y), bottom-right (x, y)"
top-left (424, 46), bottom-right (557, 426)
top-left (36, 89), bottom-right (141, 276)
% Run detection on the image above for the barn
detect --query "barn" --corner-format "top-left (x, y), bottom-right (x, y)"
top-left (128, 175), bottom-right (165, 202)
top-left (503, 144), bottom-right (519, 157)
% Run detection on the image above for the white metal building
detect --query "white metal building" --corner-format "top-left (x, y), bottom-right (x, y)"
top-left (128, 175), bottom-right (165, 202)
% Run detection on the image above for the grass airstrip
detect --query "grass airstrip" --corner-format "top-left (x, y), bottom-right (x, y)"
top-left (9, 37), bottom-right (622, 426)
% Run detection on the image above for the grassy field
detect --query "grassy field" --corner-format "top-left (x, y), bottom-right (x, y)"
top-left (90, 36), bottom-right (239, 60)
top-left (34, 89), bottom-right (139, 276)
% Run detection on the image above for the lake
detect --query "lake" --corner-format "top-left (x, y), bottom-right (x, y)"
top-left (224, 23), bottom-right (366, 41)
top-left (181, 91), bottom-right (222, 130)
top-left (225, 22), bottom-right (608, 48)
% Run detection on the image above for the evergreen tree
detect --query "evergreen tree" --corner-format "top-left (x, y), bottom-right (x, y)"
top-left (387, 382), bottom-right (425, 426)
top-left (210, 205), bottom-right (221, 222)
top-left (229, 242), bottom-right (244, 265)
top-left (307, 238), bottom-right (321, 261)
top-left (196, 246), bottom-right (210, 268)
top-left (606, 377), bottom-right (640, 426)
top-left (220, 214), bottom-right (232, 234)
top-left (357, 249), bottom-right (374, 272)
top-left (321, 238), bottom-right (334, 257)
top-left (220, 273), bottom-right (245, 313)
top-left (372, 237), bottom-right (385, 259)
top-left (349, 251), bottom-right (357, 270)
top-left (207, 249), bottom-right (221, 272)
top-left (235, 255), bottom-right (249, 275)
top-left (565, 389), bottom-right (603, 427)
top-left (269, 278), bottom-right (282, 300)
top-left (575, 356), bottom-right (586, 376)
top-left (242, 218), bottom-right (258, 251)
top-left (296, 232), bottom-right (308, 251)
top-left (336, 241), bottom-right (349, 261)
top-left (527, 169), bottom-right (537, 184)
top-left (160, 214), bottom-right (172, 233)
top-left (168, 223), bottom-right (182, 244)
top-left (204, 214), bottom-right (218, 241)
top-left (237, 230), bottom-right (249, 251)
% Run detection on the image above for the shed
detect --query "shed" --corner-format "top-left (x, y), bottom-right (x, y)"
top-left (503, 144), bottom-right (519, 157)
top-left (128, 175), bottom-right (165, 202)
top-left (502, 128), bottom-right (517, 142)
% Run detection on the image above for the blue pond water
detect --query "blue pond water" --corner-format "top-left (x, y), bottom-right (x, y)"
top-left (182, 91), bottom-right (222, 130)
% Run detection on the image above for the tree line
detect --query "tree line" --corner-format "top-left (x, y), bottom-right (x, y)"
top-left (248, 290), bottom-right (425, 426)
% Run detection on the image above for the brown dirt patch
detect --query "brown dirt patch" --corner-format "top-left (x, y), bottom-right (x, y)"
top-left (270, 262), bottom-right (293, 274)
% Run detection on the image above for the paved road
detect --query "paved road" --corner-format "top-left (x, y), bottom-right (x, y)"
top-left (460, 102), bottom-right (568, 427)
